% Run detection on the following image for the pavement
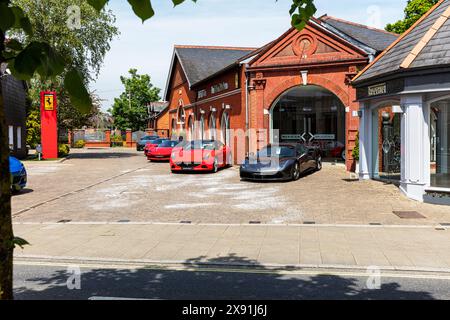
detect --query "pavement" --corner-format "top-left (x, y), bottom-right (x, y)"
top-left (11, 148), bottom-right (450, 275)
top-left (13, 222), bottom-right (450, 272)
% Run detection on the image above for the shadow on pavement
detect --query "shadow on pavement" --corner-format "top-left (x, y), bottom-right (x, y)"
top-left (12, 189), bottom-right (34, 197)
top-left (14, 254), bottom-right (436, 300)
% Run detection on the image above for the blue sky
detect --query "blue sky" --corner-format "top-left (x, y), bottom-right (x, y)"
top-left (93, 0), bottom-right (406, 111)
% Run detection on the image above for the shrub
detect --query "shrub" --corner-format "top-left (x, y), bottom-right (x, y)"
top-left (58, 144), bottom-right (70, 158)
top-left (111, 134), bottom-right (123, 143)
top-left (352, 132), bottom-right (360, 161)
top-left (74, 140), bottom-right (85, 149)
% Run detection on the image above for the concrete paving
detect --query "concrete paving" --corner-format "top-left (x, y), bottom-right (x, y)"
top-left (12, 148), bottom-right (450, 225)
top-left (13, 222), bottom-right (450, 272)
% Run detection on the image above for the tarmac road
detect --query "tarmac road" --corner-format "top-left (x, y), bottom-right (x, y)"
top-left (13, 262), bottom-right (450, 300)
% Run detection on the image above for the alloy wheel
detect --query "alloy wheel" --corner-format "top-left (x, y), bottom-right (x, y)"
top-left (316, 157), bottom-right (322, 171)
top-left (292, 162), bottom-right (301, 181)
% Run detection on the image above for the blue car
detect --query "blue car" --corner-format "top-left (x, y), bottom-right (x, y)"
top-left (9, 156), bottom-right (27, 192)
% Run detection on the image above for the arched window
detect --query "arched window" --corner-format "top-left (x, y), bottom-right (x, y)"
top-left (209, 113), bottom-right (216, 140)
top-left (177, 103), bottom-right (185, 128)
top-left (221, 112), bottom-right (230, 145)
top-left (200, 115), bottom-right (205, 141)
top-left (171, 118), bottom-right (177, 138)
top-left (187, 115), bottom-right (195, 141)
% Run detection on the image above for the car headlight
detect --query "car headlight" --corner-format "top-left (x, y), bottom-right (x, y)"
top-left (171, 153), bottom-right (176, 160)
top-left (203, 153), bottom-right (211, 161)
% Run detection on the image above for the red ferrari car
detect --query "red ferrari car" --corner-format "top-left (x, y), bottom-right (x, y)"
top-left (170, 140), bottom-right (232, 173)
top-left (147, 140), bottom-right (180, 161)
top-left (144, 138), bottom-right (168, 156)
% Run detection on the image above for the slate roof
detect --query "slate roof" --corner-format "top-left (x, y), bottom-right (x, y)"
top-left (175, 46), bottom-right (256, 87)
top-left (354, 0), bottom-right (450, 83)
top-left (319, 15), bottom-right (398, 52)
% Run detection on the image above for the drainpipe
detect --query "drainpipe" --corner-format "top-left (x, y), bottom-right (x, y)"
top-left (244, 66), bottom-right (254, 157)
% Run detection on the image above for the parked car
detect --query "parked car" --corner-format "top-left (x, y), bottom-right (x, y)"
top-left (170, 140), bottom-right (232, 173)
top-left (144, 138), bottom-right (169, 156)
top-left (9, 156), bottom-right (27, 192)
top-left (240, 143), bottom-right (322, 181)
top-left (147, 140), bottom-right (180, 161)
top-left (328, 141), bottom-right (346, 160)
top-left (136, 135), bottom-right (160, 151)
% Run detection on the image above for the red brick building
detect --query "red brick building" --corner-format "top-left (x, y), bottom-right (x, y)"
top-left (164, 16), bottom-right (398, 170)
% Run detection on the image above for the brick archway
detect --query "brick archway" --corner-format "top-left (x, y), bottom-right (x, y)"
top-left (265, 74), bottom-right (350, 110)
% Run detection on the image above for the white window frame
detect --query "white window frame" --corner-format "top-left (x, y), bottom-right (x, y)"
top-left (16, 126), bottom-right (22, 149)
top-left (8, 125), bottom-right (14, 149)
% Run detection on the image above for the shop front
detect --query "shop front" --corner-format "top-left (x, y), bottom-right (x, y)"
top-left (271, 85), bottom-right (347, 161)
top-left (354, 0), bottom-right (450, 204)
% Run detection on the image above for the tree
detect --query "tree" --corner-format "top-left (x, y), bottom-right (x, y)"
top-left (0, 0), bottom-right (317, 300)
top-left (386, 0), bottom-right (439, 34)
top-left (110, 69), bottom-right (161, 132)
top-left (11, 0), bottom-right (119, 143)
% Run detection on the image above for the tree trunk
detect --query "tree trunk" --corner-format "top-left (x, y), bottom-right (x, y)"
top-left (0, 30), bottom-right (14, 300)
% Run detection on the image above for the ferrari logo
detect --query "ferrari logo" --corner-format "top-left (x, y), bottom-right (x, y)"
top-left (44, 94), bottom-right (54, 111)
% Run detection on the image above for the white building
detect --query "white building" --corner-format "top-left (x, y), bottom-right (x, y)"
top-left (353, 0), bottom-right (450, 205)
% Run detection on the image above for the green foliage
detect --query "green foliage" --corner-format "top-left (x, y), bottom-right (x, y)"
top-left (110, 69), bottom-right (161, 132)
top-left (58, 144), bottom-right (70, 158)
top-left (110, 134), bottom-right (123, 143)
top-left (352, 132), bottom-right (359, 161)
top-left (25, 106), bottom-right (40, 148)
top-left (74, 140), bottom-right (86, 148)
top-left (386, 0), bottom-right (439, 34)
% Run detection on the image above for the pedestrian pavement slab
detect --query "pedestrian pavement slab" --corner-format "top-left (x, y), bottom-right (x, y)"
top-left (12, 223), bottom-right (450, 272)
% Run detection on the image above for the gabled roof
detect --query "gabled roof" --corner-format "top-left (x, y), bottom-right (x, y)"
top-left (164, 45), bottom-right (256, 100)
top-left (319, 15), bottom-right (398, 52)
top-left (353, 0), bottom-right (450, 83)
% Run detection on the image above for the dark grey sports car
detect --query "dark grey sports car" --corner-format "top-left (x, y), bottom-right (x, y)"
top-left (240, 143), bottom-right (322, 181)
top-left (136, 135), bottom-right (159, 151)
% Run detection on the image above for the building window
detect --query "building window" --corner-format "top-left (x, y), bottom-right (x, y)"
top-left (209, 113), bottom-right (216, 140)
top-left (198, 90), bottom-right (207, 99)
top-left (371, 105), bottom-right (401, 182)
top-left (8, 126), bottom-right (14, 149)
top-left (235, 73), bottom-right (239, 89)
top-left (430, 99), bottom-right (450, 188)
top-left (221, 112), bottom-right (230, 145)
top-left (200, 116), bottom-right (205, 141)
top-left (16, 127), bottom-right (22, 149)
top-left (211, 82), bottom-right (229, 95)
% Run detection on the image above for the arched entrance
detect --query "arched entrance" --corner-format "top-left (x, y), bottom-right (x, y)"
top-left (271, 85), bottom-right (346, 160)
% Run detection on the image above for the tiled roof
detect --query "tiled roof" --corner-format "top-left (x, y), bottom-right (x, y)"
top-left (354, 0), bottom-right (449, 83)
top-left (174, 46), bottom-right (256, 87)
top-left (319, 15), bottom-right (398, 52)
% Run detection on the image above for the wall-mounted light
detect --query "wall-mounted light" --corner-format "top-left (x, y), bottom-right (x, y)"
top-left (200, 110), bottom-right (205, 115)
top-left (225, 105), bottom-right (231, 110)
top-left (210, 107), bottom-right (217, 112)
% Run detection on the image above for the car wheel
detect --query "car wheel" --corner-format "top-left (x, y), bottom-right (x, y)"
top-left (213, 158), bottom-right (219, 173)
top-left (316, 156), bottom-right (322, 171)
top-left (291, 162), bottom-right (301, 181)
top-left (341, 150), bottom-right (346, 161)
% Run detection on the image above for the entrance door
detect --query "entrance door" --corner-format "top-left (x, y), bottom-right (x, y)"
top-left (271, 85), bottom-right (346, 161)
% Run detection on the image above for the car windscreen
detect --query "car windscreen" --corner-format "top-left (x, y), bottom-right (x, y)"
top-left (141, 136), bottom-right (157, 141)
top-left (183, 141), bottom-right (216, 150)
top-left (149, 139), bottom-right (164, 145)
top-left (258, 146), bottom-right (296, 158)
top-left (159, 141), bottom-right (178, 148)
